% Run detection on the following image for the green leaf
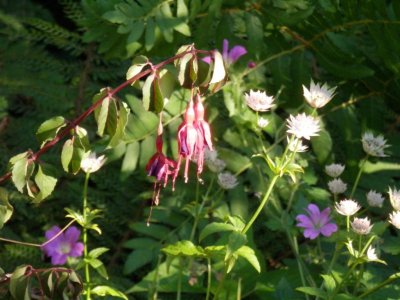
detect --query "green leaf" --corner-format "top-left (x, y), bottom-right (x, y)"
top-left (145, 18), bottom-right (156, 51)
top-left (11, 152), bottom-right (30, 193)
top-left (127, 21), bottom-right (145, 44)
top-left (209, 50), bottom-right (226, 84)
top-left (296, 286), bottom-right (327, 298)
top-left (237, 245), bottom-right (261, 273)
top-left (199, 222), bottom-right (236, 241)
top-left (126, 55), bottom-right (149, 82)
top-left (89, 247), bottom-right (109, 259)
top-left (10, 265), bottom-right (29, 300)
top-left (0, 188), bottom-right (13, 229)
top-left (87, 257), bottom-right (108, 279)
top-left (177, 0), bottom-right (189, 17)
top-left (321, 274), bottom-right (336, 293)
top-left (91, 285), bottom-right (128, 299)
top-left (124, 237), bottom-right (160, 250)
top-left (33, 164), bottom-right (57, 202)
top-left (162, 240), bottom-right (206, 257)
top-left (124, 249), bottom-right (155, 274)
top-left (96, 96), bottom-right (110, 137)
top-left (109, 101), bottom-right (130, 147)
top-left (311, 129), bottom-right (332, 164)
top-left (120, 141), bottom-right (140, 180)
top-left (142, 73), bottom-right (155, 111)
top-left (61, 139), bottom-right (74, 173)
top-left (226, 231), bottom-right (247, 258)
top-left (36, 116), bottom-right (66, 147)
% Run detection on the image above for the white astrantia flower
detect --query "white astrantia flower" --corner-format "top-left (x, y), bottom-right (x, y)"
top-left (204, 149), bottom-right (226, 173)
top-left (366, 190), bottom-right (384, 208)
top-left (325, 163), bottom-right (345, 178)
top-left (286, 113), bottom-right (320, 140)
top-left (351, 217), bottom-right (373, 235)
top-left (388, 187), bottom-right (400, 211)
top-left (244, 90), bottom-right (274, 112)
top-left (361, 132), bottom-right (389, 157)
top-left (217, 172), bottom-right (238, 189)
top-left (335, 199), bottom-right (361, 216)
top-left (257, 117), bottom-right (269, 128)
top-left (81, 152), bottom-right (106, 174)
top-left (303, 80), bottom-right (336, 108)
top-left (287, 136), bottom-right (308, 152)
top-left (389, 211), bottom-right (400, 229)
top-left (328, 178), bottom-right (347, 194)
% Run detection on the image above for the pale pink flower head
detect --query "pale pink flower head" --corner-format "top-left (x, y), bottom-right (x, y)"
top-left (244, 90), bottom-right (275, 112)
top-left (389, 211), bottom-right (400, 229)
top-left (335, 199), bottom-right (361, 216)
top-left (42, 226), bottom-right (84, 265)
top-left (361, 132), bottom-right (389, 157)
top-left (388, 187), bottom-right (400, 211)
top-left (366, 190), bottom-right (384, 208)
top-left (328, 178), bottom-right (347, 195)
top-left (286, 113), bottom-right (320, 140)
top-left (303, 80), bottom-right (336, 108)
top-left (296, 204), bottom-right (338, 240)
top-left (203, 39), bottom-right (247, 66)
top-left (325, 163), bottom-right (345, 178)
top-left (351, 217), bottom-right (373, 235)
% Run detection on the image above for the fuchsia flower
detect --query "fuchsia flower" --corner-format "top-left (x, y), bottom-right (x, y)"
top-left (203, 39), bottom-right (247, 65)
top-left (296, 204), bottom-right (338, 240)
top-left (42, 226), bottom-right (84, 265)
top-left (174, 94), bottom-right (213, 184)
top-left (146, 134), bottom-right (176, 205)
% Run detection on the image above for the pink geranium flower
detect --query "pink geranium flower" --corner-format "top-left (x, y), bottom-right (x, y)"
top-left (296, 204), bottom-right (337, 240)
top-left (42, 226), bottom-right (84, 265)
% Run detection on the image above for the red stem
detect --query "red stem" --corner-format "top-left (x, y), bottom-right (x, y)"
top-left (0, 48), bottom-right (202, 185)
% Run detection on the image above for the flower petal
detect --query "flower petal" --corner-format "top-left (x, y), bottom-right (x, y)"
top-left (228, 45), bottom-right (247, 63)
top-left (202, 56), bottom-right (212, 64)
top-left (296, 215), bottom-right (313, 228)
top-left (303, 228), bottom-right (320, 240)
top-left (306, 204), bottom-right (321, 224)
top-left (69, 242), bottom-right (84, 257)
top-left (320, 223), bottom-right (338, 237)
top-left (64, 226), bottom-right (81, 243)
top-left (222, 39), bottom-right (229, 60)
top-left (45, 226), bottom-right (61, 240)
top-left (319, 207), bottom-right (332, 225)
top-left (51, 253), bottom-right (68, 265)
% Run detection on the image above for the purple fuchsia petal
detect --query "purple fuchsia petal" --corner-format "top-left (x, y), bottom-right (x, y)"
top-left (64, 226), bottom-right (81, 243)
top-left (69, 242), bottom-right (84, 257)
top-left (303, 228), bottom-right (320, 240)
top-left (320, 223), bottom-right (338, 237)
top-left (296, 214), bottom-right (313, 228)
top-left (306, 204), bottom-right (321, 224)
top-left (228, 45), bottom-right (247, 63)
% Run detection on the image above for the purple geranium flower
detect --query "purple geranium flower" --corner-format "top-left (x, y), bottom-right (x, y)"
top-left (296, 204), bottom-right (337, 240)
top-left (203, 39), bottom-right (247, 65)
top-left (42, 226), bottom-right (84, 265)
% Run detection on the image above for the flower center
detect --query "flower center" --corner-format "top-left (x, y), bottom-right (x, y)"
top-left (60, 242), bottom-right (71, 254)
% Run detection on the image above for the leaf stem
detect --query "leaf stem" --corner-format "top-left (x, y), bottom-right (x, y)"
top-left (241, 175), bottom-right (279, 234)
top-left (83, 172), bottom-right (91, 300)
top-left (350, 155), bottom-right (369, 198)
top-left (206, 257), bottom-right (212, 300)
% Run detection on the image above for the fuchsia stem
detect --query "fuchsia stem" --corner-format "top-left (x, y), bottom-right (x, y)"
top-left (0, 48), bottom-right (204, 185)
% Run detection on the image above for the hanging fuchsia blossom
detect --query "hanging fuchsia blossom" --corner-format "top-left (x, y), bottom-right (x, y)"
top-left (42, 226), bottom-right (84, 265)
top-left (146, 133), bottom-right (176, 205)
top-left (203, 39), bottom-right (247, 65)
top-left (194, 95), bottom-right (213, 177)
top-left (296, 204), bottom-right (337, 240)
top-left (174, 94), bottom-right (213, 184)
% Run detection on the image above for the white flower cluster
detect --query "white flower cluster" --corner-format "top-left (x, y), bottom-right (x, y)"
top-left (335, 199), bottom-right (361, 216)
top-left (81, 152), bottom-right (106, 174)
top-left (303, 81), bottom-right (336, 108)
top-left (388, 187), bottom-right (400, 229)
top-left (244, 90), bottom-right (275, 112)
top-left (325, 163), bottom-right (347, 195)
top-left (361, 132), bottom-right (389, 157)
top-left (204, 149), bottom-right (238, 190)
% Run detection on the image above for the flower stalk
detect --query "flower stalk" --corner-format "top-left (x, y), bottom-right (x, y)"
top-left (82, 172), bottom-right (91, 300)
